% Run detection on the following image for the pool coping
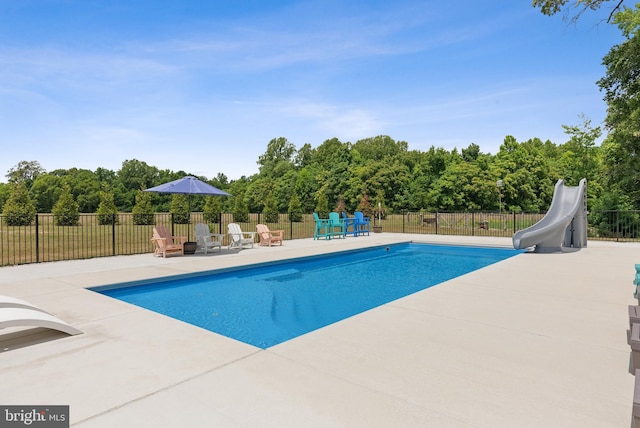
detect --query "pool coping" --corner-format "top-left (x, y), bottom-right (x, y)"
top-left (0, 233), bottom-right (637, 427)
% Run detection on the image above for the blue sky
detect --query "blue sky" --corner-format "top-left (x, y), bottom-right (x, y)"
top-left (0, 1), bottom-right (624, 182)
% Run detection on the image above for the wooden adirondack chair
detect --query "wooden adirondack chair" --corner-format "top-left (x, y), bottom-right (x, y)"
top-left (228, 223), bottom-right (255, 249)
top-left (256, 224), bottom-right (284, 246)
top-left (194, 223), bottom-right (224, 254)
top-left (151, 226), bottom-right (186, 258)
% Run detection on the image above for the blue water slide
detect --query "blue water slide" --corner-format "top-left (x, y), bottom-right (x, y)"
top-left (512, 178), bottom-right (587, 253)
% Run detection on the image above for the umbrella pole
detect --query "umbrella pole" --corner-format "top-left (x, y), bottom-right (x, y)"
top-left (188, 196), bottom-right (192, 241)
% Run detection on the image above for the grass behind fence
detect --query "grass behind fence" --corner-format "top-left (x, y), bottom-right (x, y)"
top-left (0, 213), bottom-right (317, 266)
top-left (0, 210), bottom-right (631, 267)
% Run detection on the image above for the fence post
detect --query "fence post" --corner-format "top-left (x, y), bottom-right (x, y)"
top-left (435, 211), bottom-right (439, 235)
top-left (513, 212), bottom-right (516, 234)
top-left (35, 214), bottom-right (40, 263)
top-left (289, 213), bottom-right (293, 240)
top-left (471, 212), bottom-right (475, 236)
top-left (111, 214), bottom-right (116, 256)
top-left (402, 210), bottom-right (405, 234)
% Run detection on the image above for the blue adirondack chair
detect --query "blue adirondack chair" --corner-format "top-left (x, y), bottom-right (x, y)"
top-left (328, 212), bottom-right (346, 238)
top-left (313, 213), bottom-right (332, 240)
top-left (341, 212), bottom-right (358, 237)
top-left (354, 211), bottom-right (370, 236)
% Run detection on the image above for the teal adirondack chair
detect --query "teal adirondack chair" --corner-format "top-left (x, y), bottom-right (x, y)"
top-left (342, 212), bottom-right (358, 237)
top-left (328, 212), bottom-right (346, 238)
top-left (354, 211), bottom-right (370, 236)
top-left (313, 213), bottom-right (332, 240)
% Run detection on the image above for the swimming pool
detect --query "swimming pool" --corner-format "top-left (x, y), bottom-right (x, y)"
top-left (94, 243), bottom-right (522, 348)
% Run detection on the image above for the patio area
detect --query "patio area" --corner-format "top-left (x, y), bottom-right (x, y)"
top-left (0, 234), bottom-right (636, 427)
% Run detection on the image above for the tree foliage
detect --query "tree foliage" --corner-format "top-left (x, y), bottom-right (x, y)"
top-left (170, 194), bottom-right (190, 224)
top-left (5, 160), bottom-right (45, 188)
top-left (595, 7), bottom-right (640, 204)
top-left (232, 191), bottom-right (249, 223)
top-left (534, 1), bottom-right (640, 210)
top-left (356, 193), bottom-right (374, 218)
top-left (288, 193), bottom-right (303, 222)
top-left (52, 183), bottom-right (80, 226)
top-left (1, 128), bottom-right (612, 218)
top-left (203, 196), bottom-right (222, 224)
top-left (257, 137), bottom-right (296, 177)
top-left (2, 182), bottom-right (36, 226)
top-left (96, 184), bottom-right (118, 225)
top-left (532, 0), bottom-right (627, 23)
top-left (262, 193), bottom-right (280, 223)
top-left (30, 174), bottom-right (63, 213)
top-left (4, 98), bottom-right (637, 220)
top-left (314, 190), bottom-right (330, 218)
top-left (0, 183), bottom-right (10, 212)
top-left (132, 190), bottom-right (155, 225)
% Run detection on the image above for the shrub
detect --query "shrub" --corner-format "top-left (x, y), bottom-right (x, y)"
top-left (2, 182), bottom-right (36, 226)
top-left (52, 183), bottom-right (79, 226)
top-left (314, 191), bottom-right (329, 218)
top-left (203, 196), bottom-right (222, 223)
top-left (232, 193), bottom-right (249, 223)
top-left (262, 194), bottom-right (279, 223)
top-left (170, 194), bottom-right (190, 224)
top-left (132, 190), bottom-right (155, 225)
top-left (96, 185), bottom-right (118, 225)
top-left (288, 193), bottom-right (303, 222)
top-left (356, 193), bottom-right (374, 218)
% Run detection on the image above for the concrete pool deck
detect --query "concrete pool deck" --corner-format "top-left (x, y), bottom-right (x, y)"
top-left (0, 234), bottom-right (637, 427)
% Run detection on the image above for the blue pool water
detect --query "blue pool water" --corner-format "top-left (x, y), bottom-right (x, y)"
top-left (95, 243), bottom-right (522, 348)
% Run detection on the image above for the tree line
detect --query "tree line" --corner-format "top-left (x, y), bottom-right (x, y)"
top-left (0, 117), bottom-right (615, 224)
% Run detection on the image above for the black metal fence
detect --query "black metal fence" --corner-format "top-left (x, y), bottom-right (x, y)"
top-left (0, 212), bottom-right (317, 266)
top-left (0, 210), bottom-right (638, 267)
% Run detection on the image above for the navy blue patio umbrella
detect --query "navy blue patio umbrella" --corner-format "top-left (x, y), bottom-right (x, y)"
top-left (145, 176), bottom-right (232, 197)
top-left (144, 176), bottom-right (232, 240)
